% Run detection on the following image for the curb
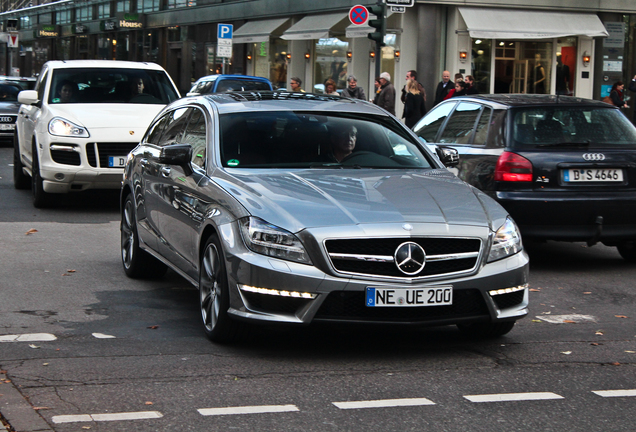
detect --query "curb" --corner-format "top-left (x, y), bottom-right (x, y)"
top-left (0, 373), bottom-right (54, 432)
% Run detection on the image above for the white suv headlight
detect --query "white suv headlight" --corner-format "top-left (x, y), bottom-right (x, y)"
top-left (488, 217), bottom-right (523, 262)
top-left (239, 217), bottom-right (312, 265)
top-left (48, 117), bottom-right (90, 138)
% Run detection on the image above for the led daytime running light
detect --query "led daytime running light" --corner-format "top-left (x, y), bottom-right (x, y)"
top-left (489, 284), bottom-right (528, 296)
top-left (240, 284), bottom-right (317, 299)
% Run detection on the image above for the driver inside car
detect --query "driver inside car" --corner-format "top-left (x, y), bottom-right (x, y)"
top-left (327, 124), bottom-right (357, 162)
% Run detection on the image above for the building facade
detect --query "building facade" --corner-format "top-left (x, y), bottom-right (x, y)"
top-left (2, 0), bottom-right (636, 118)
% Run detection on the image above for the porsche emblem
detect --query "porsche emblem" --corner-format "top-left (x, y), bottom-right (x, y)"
top-left (129, 131), bottom-right (135, 135)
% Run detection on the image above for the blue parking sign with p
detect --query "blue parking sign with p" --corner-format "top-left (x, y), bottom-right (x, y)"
top-left (218, 24), bottom-right (233, 39)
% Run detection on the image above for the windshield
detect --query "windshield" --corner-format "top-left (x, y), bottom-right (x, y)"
top-left (512, 106), bottom-right (636, 147)
top-left (0, 83), bottom-right (20, 102)
top-left (220, 111), bottom-right (434, 169)
top-left (49, 68), bottom-right (179, 104)
top-left (215, 79), bottom-right (271, 92)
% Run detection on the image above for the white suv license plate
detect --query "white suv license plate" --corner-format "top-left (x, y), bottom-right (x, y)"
top-left (108, 156), bottom-right (127, 167)
top-left (366, 286), bottom-right (452, 307)
top-left (0, 124), bottom-right (15, 130)
top-left (563, 168), bottom-right (623, 182)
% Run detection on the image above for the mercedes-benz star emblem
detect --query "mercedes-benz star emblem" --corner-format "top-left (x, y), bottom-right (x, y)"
top-left (394, 242), bottom-right (426, 275)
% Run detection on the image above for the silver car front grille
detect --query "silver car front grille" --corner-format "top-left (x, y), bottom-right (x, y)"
top-left (325, 237), bottom-right (482, 279)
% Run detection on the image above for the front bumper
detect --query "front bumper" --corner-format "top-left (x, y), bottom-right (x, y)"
top-left (218, 222), bottom-right (530, 327)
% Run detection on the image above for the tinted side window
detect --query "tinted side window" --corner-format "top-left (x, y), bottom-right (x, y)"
top-left (439, 102), bottom-right (482, 144)
top-left (182, 108), bottom-right (207, 169)
top-left (473, 107), bottom-right (492, 146)
top-left (413, 102), bottom-right (455, 142)
top-left (145, 115), bottom-right (170, 145)
top-left (158, 108), bottom-right (192, 147)
top-left (216, 80), bottom-right (271, 92)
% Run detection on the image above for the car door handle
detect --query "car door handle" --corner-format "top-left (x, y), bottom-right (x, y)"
top-left (160, 166), bottom-right (171, 177)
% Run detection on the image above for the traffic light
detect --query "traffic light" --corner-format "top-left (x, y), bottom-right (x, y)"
top-left (366, 4), bottom-right (386, 47)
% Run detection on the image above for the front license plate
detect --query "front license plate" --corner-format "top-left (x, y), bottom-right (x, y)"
top-left (108, 156), bottom-right (127, 167)
top-left (366, 286), bottom-right (452, 307)
top-left (563, 168), bottom-right (623, 182)
top-left (0, 124), bottom-right (15, 130)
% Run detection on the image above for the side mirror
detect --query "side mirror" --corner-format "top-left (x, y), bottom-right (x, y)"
top-left (159, 143), bottom-right (193, 176)
top-left (436, 146), bottom-right (459, 167)
top-left (18, 90), bottom-right (39, 106)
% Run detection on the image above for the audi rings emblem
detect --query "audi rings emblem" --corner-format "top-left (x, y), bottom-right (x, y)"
top-left (0, 116), bottom-right (13, 123)
top-left (394, 242), bottom-right (426, 275)
top-left (583, 153), bottom-right (605, 161)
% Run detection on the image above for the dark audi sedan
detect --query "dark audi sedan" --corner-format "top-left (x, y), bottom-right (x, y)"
top-left (121, 92), bottom-right (528, 342)
top-left (414, 95), bottom-right (636, 261)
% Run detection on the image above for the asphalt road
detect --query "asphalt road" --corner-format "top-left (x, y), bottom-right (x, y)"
top-left (0, 146), bottom-right (635, 432)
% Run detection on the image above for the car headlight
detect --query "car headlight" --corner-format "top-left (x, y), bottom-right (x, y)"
top-left (239, 217), bottom-right (312, 265)
top-left (48, 117), bottom-right (89, 138)
top-left (488, 217), bottom-right (523, 262)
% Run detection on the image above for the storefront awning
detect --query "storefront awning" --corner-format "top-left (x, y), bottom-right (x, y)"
top-left (458, 7), bottom-right (609, 39)
top-left (232, 18), bottom-right (291, 44)
top-left (281, 13), bottom-right (349, 40)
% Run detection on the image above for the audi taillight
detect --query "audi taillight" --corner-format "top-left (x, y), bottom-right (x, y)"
top-left (494, 151), bottom-right (533, 182)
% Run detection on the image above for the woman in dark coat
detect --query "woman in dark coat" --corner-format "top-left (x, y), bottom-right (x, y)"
top-left (609, 81), bottom-right (628, 109)
top-left (403, 79), bottom-right (426, 128)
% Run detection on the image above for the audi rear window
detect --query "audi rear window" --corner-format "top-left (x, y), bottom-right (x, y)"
top-left (511, 106), bottom-right (636, 148)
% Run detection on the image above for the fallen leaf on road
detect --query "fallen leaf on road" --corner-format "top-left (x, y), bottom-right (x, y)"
top-left (0, 370), bottom-right (6, 374)
top-left (610, 362), bottom-right (621, 366)
top-left (596, 331), bottom-right (604, 335)
top-left (66, 269), bottom-right (76, 273)
top-left (28, 344), bottom-right (40, 349)
top-left (82, 427), bottom-right (91, 430)
top-left (626, 351), bottom-right (635, 353)
top-left (529, 288), bottom-right (541, 292)
top-left (563, 320), bottom-right (576, 323)
top-left (615, 315), bottom-right (628, 319)
top-left (147, 325), bottom-right (159, 329)
top-left (145, 401), bottom-right (153, 405)
top-left (25, 229), bottom-right (38, 235)
top-left (532, 320), bottom-right (542, 323)
top-left (583, 292), bottom-right (591, 294)
top-left (42, 363), bottom-right (49, 366)
top-left (33, 407), bottom-right (50, 410)
top-left (590, 343), bottom-right (602, 346)
top-left (561, 351), bottom-right (572, 355)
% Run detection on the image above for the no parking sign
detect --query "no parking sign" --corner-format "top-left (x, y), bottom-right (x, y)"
top-left (349, 5), bottom-right (369, 26)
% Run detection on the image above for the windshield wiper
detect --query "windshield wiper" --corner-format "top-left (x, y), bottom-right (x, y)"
top-left (536, 140), bottom-right (591, 148)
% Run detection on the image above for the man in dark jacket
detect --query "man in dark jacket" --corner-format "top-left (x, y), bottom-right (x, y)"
top-left (375, 72), bottom-right (396, 115)
top-left (434, 70), bottom-right (453, 105)
top-left (341, 75), bottom-right (366, 100)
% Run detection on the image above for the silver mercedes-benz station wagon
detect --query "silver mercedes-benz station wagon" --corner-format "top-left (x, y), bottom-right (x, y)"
top-left (120, 92), bottom-right (529, 343)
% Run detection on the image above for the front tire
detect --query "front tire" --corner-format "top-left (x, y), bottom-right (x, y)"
top-left (457, 321), bottom-right (515, 338)
top-left (199, 235), bottom-right (244, 343)
top-left (120, 193), bottom-right (167, 278)
top-left (13, 132), bottom-right (30, 190)
top-left (31, 146), bottom-right (51, 208)
top-left (617, 242), bottom-right (636, 262)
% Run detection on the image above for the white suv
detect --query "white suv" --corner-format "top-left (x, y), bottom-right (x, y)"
top-left (13, 60), bottom-right (180, 207)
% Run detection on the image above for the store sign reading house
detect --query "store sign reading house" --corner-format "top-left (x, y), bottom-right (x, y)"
top-left (118, 13), bottom-right (144, 29)
top-left (34, 25), bottom-right (59, 38)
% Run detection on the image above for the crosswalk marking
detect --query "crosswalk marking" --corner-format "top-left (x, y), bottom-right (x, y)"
top-left (52, 411), bottom-right (163, 423)
top-left (198, 405), bottom-right (299, 416)
top-left (333, 398), bottom-right (436, 410)
top-left (464, 392), bottom-right (564, 403)
top-left (592, 389), bottom-right (636, 398)
top-left (0, 333), bottom-right (57, 342)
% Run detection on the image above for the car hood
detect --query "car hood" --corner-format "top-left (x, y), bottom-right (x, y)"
top-left (0, 101), bottom-right (20, 113)
top-left (47, 104), bottom-right (164, 128)
top-left (214, 169), bottom-right (508, 233)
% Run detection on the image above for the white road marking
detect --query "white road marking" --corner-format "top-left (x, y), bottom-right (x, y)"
top-left (333, 398), bottom-right (436, 410)
top-left (198, 405), bottom-right (299, 416)
top-left (536, 314), bottom-right (597, 324)
top-left (464, 392), bottom-right (564, 403)
top-left (92, 333), bottom-right (116, 339)
top-left (592, 389), bottom-right (636, 398)
top-left (52, 411), bottom-right (162, 423)
top-left (0, 333), bottom-right (57, 342)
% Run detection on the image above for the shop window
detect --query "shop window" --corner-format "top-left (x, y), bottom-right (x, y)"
top-left (494, 41), bottom-right (553, 94)
top-left (38, 13), bottom-right (52, 25)
top-left (116, 0), bottom-right (130, 13)
top-left (252, 41), bottom-right (270, 80)
top-left (314, 37), bottom-right (349, 92)
top-left (56, 10), bottom-right (71, 25)
top-left (167, 0), bottom-right (195, 8)
top-left (380, 33), bottom-right (397, 85)
top-left (556, 37), bottom-right (577, 96)
top-left (75, 6), bottom-right (92, 22)
top-left (20, 16), bottom-right (33, 30)
top-left (471, 39), bottom-right (491, 94)
top-left (98, 3), bottom-right (111, 19)
top-left (140, 0), bottom-right (160, 13)
top-left (270, 40), bottom-right (289, 89)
